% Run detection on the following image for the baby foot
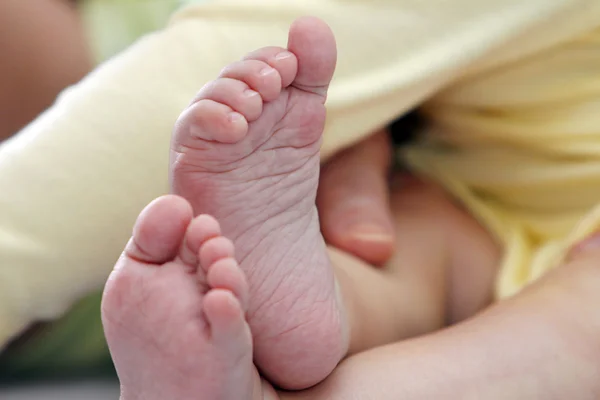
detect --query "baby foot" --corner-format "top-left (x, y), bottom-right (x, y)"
top-left (101, 195), bottom-right (263, 400)
top-left (170, 17), bottom-right (347, 389)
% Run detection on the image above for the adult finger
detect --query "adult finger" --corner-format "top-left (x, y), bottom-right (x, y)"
top-left (317, 129), bottom-right (395, 266)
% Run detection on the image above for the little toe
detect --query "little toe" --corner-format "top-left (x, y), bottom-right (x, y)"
top-left (177, 214), bottom-right (222, 268)
top-left (219, 59), bottom-right (282, 102)
top-left (179, 99), bottom-right (248, 144)
top-left (203, 289), bottom-right (248, 343)
top-left (193, 78), bottom-right (263, 122)
top-left (199, 236), bottom-right (236, 272)
top-left (125, 195), bottom-right (193, 265)
top-left (207, 257), bottom-right (249, 311)
top-left (242, 46), bottom-right (298, 88)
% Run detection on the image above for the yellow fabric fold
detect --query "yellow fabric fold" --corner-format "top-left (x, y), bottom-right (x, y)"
top-left (406, 27), bottom-right (600, 297)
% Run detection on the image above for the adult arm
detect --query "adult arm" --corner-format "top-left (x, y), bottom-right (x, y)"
top-left (0, 0), bottom-right (92, 140)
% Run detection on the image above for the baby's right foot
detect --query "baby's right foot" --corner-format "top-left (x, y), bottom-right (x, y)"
top-left (170, 17), bottom-right (347, 389)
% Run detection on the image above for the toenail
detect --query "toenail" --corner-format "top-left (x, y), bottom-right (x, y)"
top-left (260, 66), bottom-right (276, 76)
top-left (243, 89), bottom-right (259, 98)
top-left (274, 51), bottom-right (294, 61)
top-left (228, 112), bottom-right (244, 122)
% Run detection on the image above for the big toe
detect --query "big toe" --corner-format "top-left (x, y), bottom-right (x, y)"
top-left (287, 16), bottom-right (337, 97)
top-left (126, 195), bottom-right (193, 265)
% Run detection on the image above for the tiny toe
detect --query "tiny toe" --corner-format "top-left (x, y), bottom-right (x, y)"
top-left (126, 195), bottom-right (193, 265)
top-left (193, 78), bottom-right (263, 122)
top-left (203, 289), bottom-right (247, 340)
top-left (219, 59), bottom-right (282, 102)
top-left (199, 236), bottom-right (235, 271)
top-left (179, 99), bottom-right (248, 144)
top-left (177, 214), bottom-right (222, 267)
top-left (207, 258), bottom-right (249, 311)
top-left (242, 46), bottom-right (298, 88)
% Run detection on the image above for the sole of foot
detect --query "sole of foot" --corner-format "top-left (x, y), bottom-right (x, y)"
top-left (101, 195), bottom-right (262, 400)
top-left (170, 16), bottom-right (347, 389)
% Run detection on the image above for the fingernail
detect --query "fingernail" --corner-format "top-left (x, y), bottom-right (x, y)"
top-left (275, 51), bottom-right (294, 61)
top-left (347, 224), bottom-right (394, 245)
top-left (260, 66), bottom-right (276, 76)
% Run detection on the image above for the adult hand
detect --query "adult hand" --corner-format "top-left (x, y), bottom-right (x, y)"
top-left (317, 129), bottom-right (396, 266)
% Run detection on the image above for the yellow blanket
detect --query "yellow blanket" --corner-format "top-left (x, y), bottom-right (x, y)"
top-left (1, 0), bottom-right (599, 351)
top-left (408, 27), bottom-right (600, 297)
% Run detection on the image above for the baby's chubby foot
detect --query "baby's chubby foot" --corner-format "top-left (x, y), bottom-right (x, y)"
top-left (101, 195), bottom-right (263, 400)
top-left (170, 17), bottom-right (348, 389)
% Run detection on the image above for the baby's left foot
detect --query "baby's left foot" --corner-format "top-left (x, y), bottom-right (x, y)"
top-left (101, 195), bottom-right (263, 400)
